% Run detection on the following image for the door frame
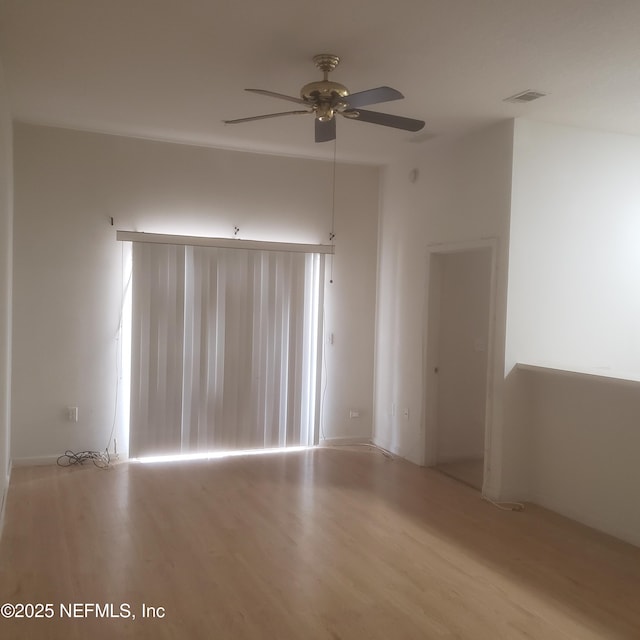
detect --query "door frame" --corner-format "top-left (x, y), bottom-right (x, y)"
top-left (422, 238), bottom-right (499, 493)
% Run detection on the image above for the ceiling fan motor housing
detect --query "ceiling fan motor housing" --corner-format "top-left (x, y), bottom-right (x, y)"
top-left (300, 81), bottom-right (350, 119)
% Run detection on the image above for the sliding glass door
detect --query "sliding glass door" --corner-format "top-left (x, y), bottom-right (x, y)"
top-left (129, 240), bottom-right (324, 458)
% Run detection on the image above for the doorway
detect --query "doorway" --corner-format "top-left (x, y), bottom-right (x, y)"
top-left (424, 244), bottom-right (494, 491)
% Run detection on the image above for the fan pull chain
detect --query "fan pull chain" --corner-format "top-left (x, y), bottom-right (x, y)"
top-left (329, 138), bottom-right (337, 283)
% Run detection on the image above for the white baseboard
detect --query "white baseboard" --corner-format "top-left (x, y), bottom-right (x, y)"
top-left (319, 436), bottom-right (371, 447)
top-left (319, 438), bottom-right (397, 459)
top-left (481, 481), bottom-right (501, 501)
top-left (371, 436), bottom-right (392, 452)
top-left (12, 454), bottom-right (127, 467)
top-left (530, 492), bottom-right (640, 549)
top-left (12, 455), bottom-right (59, 467)
top-left (435, 453), bottom-right (484, 464)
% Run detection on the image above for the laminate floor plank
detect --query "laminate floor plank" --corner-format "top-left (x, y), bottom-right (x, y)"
top-left (0, 448), bottom-right (638, 639)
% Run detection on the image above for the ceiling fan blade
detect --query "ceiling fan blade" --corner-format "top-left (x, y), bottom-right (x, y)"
top-left (315, 118), bottom-right (336, 143)
top-left (245, 89), bottom-right (308, 105)
top-left (343, 108), bottom-right (425, 132)
top-left (223, 110), bottom-right (311, 124)
top-left (344, 86), bottom-right (404, 109)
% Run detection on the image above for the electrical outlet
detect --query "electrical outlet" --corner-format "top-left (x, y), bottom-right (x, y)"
top-left (403, 408), bottom-right (410, 420)
top-left (66, 406), bottom-right (79, 422)
top-left (349, 410), bottom-right (360, 419)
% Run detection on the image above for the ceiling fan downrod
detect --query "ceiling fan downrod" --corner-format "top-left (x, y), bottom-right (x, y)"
top-left (313, 54), bottom-right (341, 79)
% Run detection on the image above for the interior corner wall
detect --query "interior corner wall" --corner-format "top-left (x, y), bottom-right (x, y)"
top-left (373, 121), bottom-right (513, 489)
top-left (507, 119), bottom-right (640, 375)
top-left (11, 123), bottom-right (379, 461)
top-left (0, 59), bottom-right (13, 514)
top-left (506, 119), bottom-right (640, 544)
top-left (527, 368), bottom-right (640, 547)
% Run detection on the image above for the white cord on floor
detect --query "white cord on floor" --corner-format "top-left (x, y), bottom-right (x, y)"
top-left (482, 495), bottom-right (525, 512)
top-left (325, 441), bottom-right (394, 459)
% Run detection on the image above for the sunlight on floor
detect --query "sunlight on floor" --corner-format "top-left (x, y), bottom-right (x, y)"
top-left (133, 445), bottom-right (314, 464)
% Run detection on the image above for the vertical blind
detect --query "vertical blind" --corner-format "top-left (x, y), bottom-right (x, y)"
top-left (128, 238), bottom-right (325, 458)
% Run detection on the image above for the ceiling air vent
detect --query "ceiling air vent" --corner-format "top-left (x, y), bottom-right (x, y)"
top-left (503, 90), bottom-right (547, 104)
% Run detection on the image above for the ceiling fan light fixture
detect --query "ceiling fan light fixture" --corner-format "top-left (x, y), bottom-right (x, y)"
top-left (223, 54), bottom-right (426, 142)
top-left (316, 103), bottom-right (334, 122)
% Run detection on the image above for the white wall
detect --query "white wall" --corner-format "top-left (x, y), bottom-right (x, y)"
top-left (505, 119), bottom-right (640, 542)
top-left (507, 119), bottom-right (640, 375)
top-left (0, 59), bottom-right (13, 517)
top-left (373, 121), bottom-right (513, 498)
top-left (12, 123), bottom-right (379, 461)
top-left (526, 368), bottom-right (640, 547)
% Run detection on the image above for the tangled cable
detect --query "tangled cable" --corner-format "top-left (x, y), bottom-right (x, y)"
top-left (56, 450), bottom-right (111, 469)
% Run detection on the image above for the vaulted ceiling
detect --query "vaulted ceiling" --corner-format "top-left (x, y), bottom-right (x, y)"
top-left (1, 0), bottom-right (640, 163)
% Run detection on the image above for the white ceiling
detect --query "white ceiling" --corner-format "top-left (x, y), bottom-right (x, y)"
top-left (1, 0), bottom-right (640, 164)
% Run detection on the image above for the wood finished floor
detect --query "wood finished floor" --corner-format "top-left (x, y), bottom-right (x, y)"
top-left (1, 448), bottom-right (639, 640)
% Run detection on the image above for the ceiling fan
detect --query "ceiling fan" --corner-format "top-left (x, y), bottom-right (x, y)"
top-left (223, 54), bottom-right (425, 143)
